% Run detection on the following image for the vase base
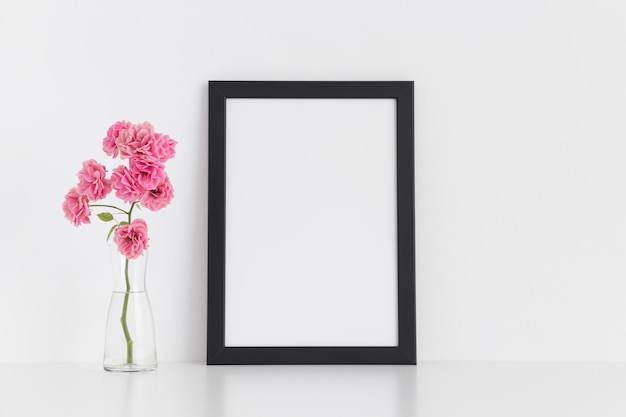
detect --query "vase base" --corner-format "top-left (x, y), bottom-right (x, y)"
top-left (104, 363), bottom-right (157, 372)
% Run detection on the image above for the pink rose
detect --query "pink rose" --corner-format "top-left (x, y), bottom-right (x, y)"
top-left (103, 120), bottom-right (131, 158)
top-left (115, 128), bottom-right (133, 159)
top-left (129, 157), bottom-right (166, 190)
top-left (119, 122), bottom-right (156, 160)
top-left (76, 159), bottom-right (112, 201)
top-left (140, 174), bottom-right (174, 211)
top-left (111, 166), bottom-right (143, 203)
top-left (62, 188), bottom-right (91, 226)
top-left (150, 132), bottom-right (177, 162)
top-left (114, 219), bottom-right (149, 259)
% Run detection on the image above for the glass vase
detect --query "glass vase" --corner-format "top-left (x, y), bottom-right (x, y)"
top-left (103, 244), bottom-right (157, 372)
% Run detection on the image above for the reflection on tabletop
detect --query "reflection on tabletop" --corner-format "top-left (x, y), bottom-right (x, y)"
top-left (2, 362), bottom-right (625, 416)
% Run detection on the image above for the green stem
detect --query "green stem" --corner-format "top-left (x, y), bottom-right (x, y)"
top-left (127, 202), bottom-right (137, 222)
top-left (102, 201), bottom-right (138, 365)
top-left (89, 204), bottom-right (130, 215)
top-left (120, 258), bottom-right (133, 364)
top-left (119, 202), bottom-right (138, 365)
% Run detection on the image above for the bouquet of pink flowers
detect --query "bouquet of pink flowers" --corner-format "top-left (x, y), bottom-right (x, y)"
top-left (63, 121), bottom-right (176, 258)
top-left (63, 121), bottom-right (176, 370)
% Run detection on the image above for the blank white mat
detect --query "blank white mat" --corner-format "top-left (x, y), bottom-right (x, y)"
top-left (224, 98), bottom-right (398, 347)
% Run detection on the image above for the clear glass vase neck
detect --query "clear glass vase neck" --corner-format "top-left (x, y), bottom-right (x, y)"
top-left (104, 243), bottom-right (157, 372)
top-left (108, 244), bottom-right (148, 293)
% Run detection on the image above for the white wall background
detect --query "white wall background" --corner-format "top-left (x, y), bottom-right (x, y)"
top-left (1, 0), bottom-right (626, 362)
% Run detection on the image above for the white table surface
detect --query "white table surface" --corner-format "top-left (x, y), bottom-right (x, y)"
top-left (0, 362), bottom-right (624, 416)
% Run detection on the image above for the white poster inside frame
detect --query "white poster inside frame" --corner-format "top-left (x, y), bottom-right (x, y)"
top-left (224, 98), bottom-right (398, 347)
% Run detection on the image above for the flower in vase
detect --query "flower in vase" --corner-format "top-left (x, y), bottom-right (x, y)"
top-left (111, 165), bottom-right (143, 203)
top-left (64, 120), bottom-right (176, 370)
top-left (62, 187), bottom-right (92, 226)
top-left (129, 157), bottom-right (166, 190)
top-left (113, 219), bottom-right (149, 260)
top-left (150, 132), bottom-right (177, 162)
top-left (120, 121), bottom-right (156, 160)
top-left (63, 119), bottom-right (177, 252)
top-left (140, 174), bottom-right (174, 211)
top-left (103, 120), bottom-right (132, 158)
top-left (76, 159), bottom-right (112, 201)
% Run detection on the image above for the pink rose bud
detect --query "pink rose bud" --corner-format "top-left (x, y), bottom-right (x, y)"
top-left (129, 157), bottom-right (166, 191)
top-left (103, 120), bottom-right (131, 158)
top-left (113, 218), bottom-right (149, 260)
top-left (151, 132), bottom-right (177, 162)
top-left (111, 165), bottom-right (144, 203)
top-left (62, 188), bottom-right (91, 226)
top-left (120, 122), bottom-right (156, 160)
top-left (76, 159), bottom-right (112, 201)
top-left (140, 174), bottom-right (174, 211)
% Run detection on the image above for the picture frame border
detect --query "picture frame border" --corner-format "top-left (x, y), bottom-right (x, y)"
top-left (208, 81), bottom-right (416, 365)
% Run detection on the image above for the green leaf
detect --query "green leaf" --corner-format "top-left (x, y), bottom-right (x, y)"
top-left (97, 212), bottom-right (114, 222)
top-left (106, 224), bottom-right (118, 242)
top-left (119, 221), bottom-right (129, 226)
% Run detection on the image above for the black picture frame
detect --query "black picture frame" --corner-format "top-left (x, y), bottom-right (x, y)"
top-left (208, 81), bottom-right (416, 364)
